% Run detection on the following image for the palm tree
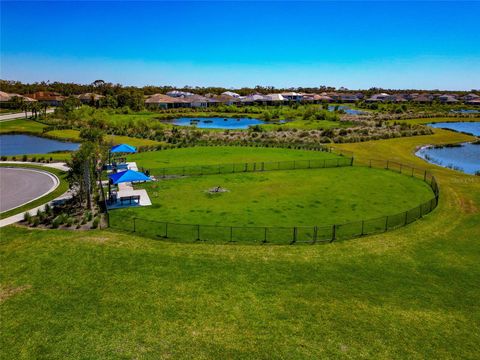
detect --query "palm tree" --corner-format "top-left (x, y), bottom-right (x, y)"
top-left (21, 101), bottom-right (31, 119)
top-left (30, 101), bottom-right (40, 119)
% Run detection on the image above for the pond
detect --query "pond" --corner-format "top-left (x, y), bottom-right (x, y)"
top-left (171, 117), bottom-right (280, 129)
top-left (328, 105), bottom-right (366, 115)
top-left (0, 134), bottom-right (80, 156)
top-left (427, 121), bottom-right (480, 136)
top-left (415, 122), bottom-right (480, 175)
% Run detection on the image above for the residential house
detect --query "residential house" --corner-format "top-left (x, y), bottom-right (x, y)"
top-left (438, 94), bottom-right (458, 103)
top-left (208, 94), bottom-right (241, 106)
top-left (329, 93), bottom-right (360, 102)
top-left (365, 93), bottom-right (391, 102)
top-left (76, 93), bottom-right (104, 105)
top-left (412, 94), bottom-right (433, 103)
top-left (25, 91), bottom-right (65, 106)
top-left (221, 91), bottom-right (241, 98)
top-left (182, 95), bottom-right (214, 108)
top-left (166, 90), bottom-right (194, 98)
top-left (466, 98), bottom-right (480, 106)
top-left (0, 91), bottom-right (36, 105)
top-left (145, 94), bottom-right (188, 109)
top-left (462, 93), bottom-right (480, 102)
top-left (280, 92), bottom-right (303, 102)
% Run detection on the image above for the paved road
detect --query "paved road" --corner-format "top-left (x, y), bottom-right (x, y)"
top-left (0, 109), bottom-right (55, 122)
top-left (0, 167), bottom-right (57, 212)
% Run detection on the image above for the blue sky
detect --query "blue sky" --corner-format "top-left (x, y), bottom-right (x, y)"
top-left (1, 1), bottom-right (479, 90)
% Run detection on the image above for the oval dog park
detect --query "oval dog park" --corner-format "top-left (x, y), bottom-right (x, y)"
top-left (108, 146), bottom-right (439, 244)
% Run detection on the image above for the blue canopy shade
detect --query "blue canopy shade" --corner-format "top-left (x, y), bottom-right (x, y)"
top-left (109, 170), bottom-right (151, 184)
top-left (111, 144), bottom-right (137, 153)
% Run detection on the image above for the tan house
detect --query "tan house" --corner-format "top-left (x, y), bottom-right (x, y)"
top-left (25, 91), bottom-right (65, 106)
top-left (145, 94), bottom-right (188, 109)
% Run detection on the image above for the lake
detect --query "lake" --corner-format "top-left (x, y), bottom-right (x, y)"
top-left (416, 122), bottom-right (480, 175)
top-left (328, 105), bottom-right (366, 115)
top-left (427, 121), bottom-right (480, 136)
top-left (0, 134), bottom-right (80, 156)
top-left (171, 117), bottom-right (275, 129)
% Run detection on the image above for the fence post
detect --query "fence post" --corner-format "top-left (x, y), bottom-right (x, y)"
top-left (411, 167), bottom-right (414, 177)
top-left (162, 168), bottom-right (166, 178)
top-left (386, 160), bottom-right (389, 169)
top-left (331, 225), bottom-right (336, 242)
top-left (218, 165), bottom-right (221, 174)
top-left (369, 160), bottom-right (372, 168)
top-left (182, 166), bottom-right (185, 176)
top-left (424, 170), bottom-right (427, 181)
top-left (384, 216), bottom-right (389, 231)
top-left (308, 160), bottom-right (311, 169)
top-left (244, 163), bottom-right (247, 172)
top-left (313, 226), bottom-right (318, 244)
top-left (263, 227), bottom-right (267, 244)
top-left (196, 224), bottom-right (200, 241)
top-left (399, 164), bottom-right (402, 173)
top-left (291, 227), bottom-right (297, 244)
top-left (361, 220), bottom-right (364, 236)
top-left (261, 162), bottom-right (265, 171)
top-left (404, 211), bottom-right (408, 225)
top-left (230, 226), bottom-right (233, 242)
top-left (165, 222), bottom-right (168, 238)
top-left (350, 157), bottom-right (354, 166)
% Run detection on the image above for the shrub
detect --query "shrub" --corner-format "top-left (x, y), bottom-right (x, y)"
top-left (1, 156), bottom-right (6, 161)
top-left (31, 156), bottom-right (37, 162)
top-left (32, 217), bottom-right (40, 227)
top-left (22, 154), bottom-right (27, 162)
top-left (23, 212), bottom-right (31, 223)
top-left (52, 216), bottom-right (63, 229)
top-left (91, 217), bottom-right (100, 229)
top-left (65, 217), bottom-right (74, 227)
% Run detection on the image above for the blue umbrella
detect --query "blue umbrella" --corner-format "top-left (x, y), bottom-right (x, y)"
top-left (109, 170), bottom-right (151, 184)
top-left (111, 144), bottom-right (137, 153)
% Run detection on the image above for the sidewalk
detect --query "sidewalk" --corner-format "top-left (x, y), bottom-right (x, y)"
top-left (0, 161), bottom-right (69, 171)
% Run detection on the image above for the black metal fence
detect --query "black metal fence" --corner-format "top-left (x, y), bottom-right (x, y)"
top-left (148, 156), bottom-right (354, 178)
top-left (109, 159), bottom-right (439, 245)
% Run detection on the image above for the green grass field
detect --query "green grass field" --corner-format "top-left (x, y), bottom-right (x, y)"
top-left (127, 146), bottom-right (340, 172)
top-left (113, 167), bottom-right (433, 228)
top-left (1, 128), bottom-right (479, 358)
top-left (44, 129), bottom-right (162, 147)
top-left (0, 119), bottom-right (46, 134)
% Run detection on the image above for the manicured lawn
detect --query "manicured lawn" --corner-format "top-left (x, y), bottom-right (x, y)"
top-left (128, 146), bottom-right (341, 173)
top-left (0, 163), bottom-right (69, 219)
top-left (112, 167), bottom-right (433, 229)
top-left (1, 130), bottom-right (479, 359)
top-left (0, 119), bottom-right (46, 134)
top-left (44, 129), bottom-right (162, 147)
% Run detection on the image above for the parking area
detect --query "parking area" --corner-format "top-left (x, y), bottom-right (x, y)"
top-left (0, 167), bottom-right (58, 213)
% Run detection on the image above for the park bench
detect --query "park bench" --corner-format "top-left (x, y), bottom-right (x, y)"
top-left (119, 195), bottom-right (140, 205)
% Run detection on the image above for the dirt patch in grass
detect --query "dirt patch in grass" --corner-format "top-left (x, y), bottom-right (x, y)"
top-left (0, 284), bottom-right (32, 304)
